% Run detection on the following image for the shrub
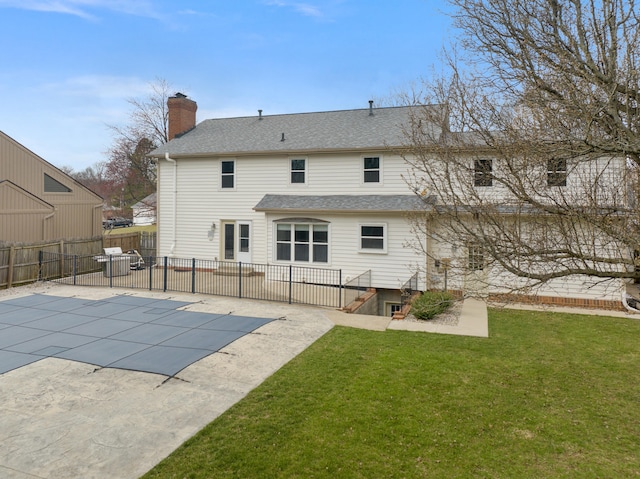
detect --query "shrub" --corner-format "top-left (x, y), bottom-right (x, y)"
top-left (411, 291), bottom-right (455, 320)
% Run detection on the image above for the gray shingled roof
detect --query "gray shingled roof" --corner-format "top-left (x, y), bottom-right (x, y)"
top-left (254, 194), bottom-right (432, 213)
top-left (151, 105), bottom-right (440, 157)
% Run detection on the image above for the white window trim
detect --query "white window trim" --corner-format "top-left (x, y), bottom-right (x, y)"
top-left (289, 157), bottom-right (308, 186)
top-left (547, 158), bottom-right (568, 187)
top-left (273, 221), bottom-right (331, 265)
top-left (467, 244), bottom-right (485, 271)
top-left (362, 155), bottom-right (383, 185)
top-left (473, 158), bottom-right (493, 187)
top-left (220, 159), bottom-right (236, 190)
top-left (358, 223), bottom-right (387, 254)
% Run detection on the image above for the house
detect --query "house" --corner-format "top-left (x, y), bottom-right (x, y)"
top-left (149, 95), bottom-right (627, 311)
top-left (0, 130), bottom-right (103, 244)
top-left (132, 193), bottom-right (156, 226)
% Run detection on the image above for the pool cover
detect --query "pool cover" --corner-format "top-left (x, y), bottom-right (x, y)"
top-left (0, 294), bottom-right (276, 377)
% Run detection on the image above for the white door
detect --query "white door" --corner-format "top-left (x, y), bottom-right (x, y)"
top-left (237, 221), bottom-right (252, 263)
top-left (464, 244), bottom-right (489, 297)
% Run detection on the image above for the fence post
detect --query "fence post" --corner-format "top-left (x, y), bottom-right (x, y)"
top-left (7, 246), bottom-right (15, 288)
top-left (192, 258), bottom-right (196, 294)
top-left (339, 269), bottom-right (342, 309)
top-left (38, 250), bottom-right (43, 281)
top-left (148, 256), bottom-right (153, 290)
top-left (288, 265), bottom-right (293, 304)
top-left (238, 262), bottom-right (243, 298)
top-left (109, 255), bottom-right (113, 288)
top-left (73, 255), bottom-right (77, 286)
top-left (59, 240), bottom-right (65, 278)
top-left (163, 256), bottom-right (168, 292)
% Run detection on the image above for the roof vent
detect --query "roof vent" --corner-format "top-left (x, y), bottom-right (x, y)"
top-left (258, 109), bottom-right (263, 120)
top-left (369, 100), bottom-right (374, 116)
top-left (281, 133), bottom-right (285, 142)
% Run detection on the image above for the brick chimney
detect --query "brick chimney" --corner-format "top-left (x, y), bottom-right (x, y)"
top-left (167, 93), bottom-right (197, 140)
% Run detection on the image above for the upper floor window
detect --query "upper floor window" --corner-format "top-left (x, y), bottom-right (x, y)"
top-left (360, 224), bottom-right (387, 253)
top-left (363, 157), bottom-right (380, 183)
top-left (547, 158), bottom-right (567, 186)
top-left (474, 159), bottom-right (493, 187)
top-left (44, 173), bottom-right (71, 193)
top-left (221, 160), bottom-right (235, 189)
top-left (290, 158), bottom-right (306, 184)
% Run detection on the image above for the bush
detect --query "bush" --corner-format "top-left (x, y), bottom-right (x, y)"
top-left (411, 291), bottom-right (455, 320)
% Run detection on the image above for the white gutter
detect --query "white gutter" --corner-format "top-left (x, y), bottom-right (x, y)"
top-left (165, 152), bottom-right (178, 256)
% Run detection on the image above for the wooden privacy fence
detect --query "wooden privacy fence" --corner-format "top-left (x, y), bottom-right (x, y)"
top-left (0, 237), bottom-right (102, 289)
top-left (0, 232), bottom-right (156, 289)
top-left (102, 231), bottom-right (156, 258)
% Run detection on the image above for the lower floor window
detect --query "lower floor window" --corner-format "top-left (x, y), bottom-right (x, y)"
top-left (276, 223), bottom-right (328, 263)
top-left (468, 244), bottom-right (485, 271)
top-left (360, 224), bottom-right (386, 252)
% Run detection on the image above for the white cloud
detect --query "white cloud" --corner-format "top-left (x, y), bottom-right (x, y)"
top-left (41, 75), bottom-right (152, 100)
top-left (0, 0), bottom-right (162, 20)
top-left (263, 0), bottom-right (324, 18)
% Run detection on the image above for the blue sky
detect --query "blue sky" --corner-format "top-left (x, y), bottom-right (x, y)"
top-left (0, 1), bottom-right (452, 171)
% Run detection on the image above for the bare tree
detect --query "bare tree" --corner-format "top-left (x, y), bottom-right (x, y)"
top-left (105, 78), bottom-right (177, 209)
top-left (65, 162), bottom-right (114, 200)
top-left (403, 0), bottom-right (639, 297)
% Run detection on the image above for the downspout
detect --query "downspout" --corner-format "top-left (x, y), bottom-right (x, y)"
top-left (165, 152), bottom-right (178, 257)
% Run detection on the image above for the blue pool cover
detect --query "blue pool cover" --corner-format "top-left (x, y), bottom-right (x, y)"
top-left (0, 294), bottom-right (276, 377)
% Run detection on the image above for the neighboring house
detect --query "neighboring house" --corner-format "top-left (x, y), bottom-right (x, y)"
top-left (0, 130), bottom-right (103, 243)
top-left (132, 193), bottom-right (156, 226)
top-left (149, 95), bottom-right (626, 310)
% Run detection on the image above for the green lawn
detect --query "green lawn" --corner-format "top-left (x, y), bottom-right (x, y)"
top-left (142, 309), bottom-right (640, 479)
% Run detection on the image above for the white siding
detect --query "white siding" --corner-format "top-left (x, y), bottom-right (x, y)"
top-left (156, 152), bottom-right (425, 289)
top-left (157, 150), bottom-right (624, 303)
top-left (264, 213), bottom-right (425, 290)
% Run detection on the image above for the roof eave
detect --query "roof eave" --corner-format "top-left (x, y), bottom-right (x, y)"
top-left (149, 145), bottom-right (413, 160)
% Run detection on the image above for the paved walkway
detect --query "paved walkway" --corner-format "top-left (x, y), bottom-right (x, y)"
top-left (327, 297), bottom-right (489, 337)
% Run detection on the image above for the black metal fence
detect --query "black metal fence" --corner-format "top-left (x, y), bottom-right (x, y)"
top-left (400, 272), bottom-right (420, 305)
top-left (39, 252), bottom-right (345, 308)
top-left (342, 269), bottom-right (372, 306)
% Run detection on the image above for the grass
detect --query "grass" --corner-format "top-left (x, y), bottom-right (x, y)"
top-left (142, 309), bottom-right (640, 478)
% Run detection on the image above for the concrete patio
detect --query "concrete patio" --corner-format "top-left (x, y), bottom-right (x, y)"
top-left (0, 282), bottom-right (489, 479)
